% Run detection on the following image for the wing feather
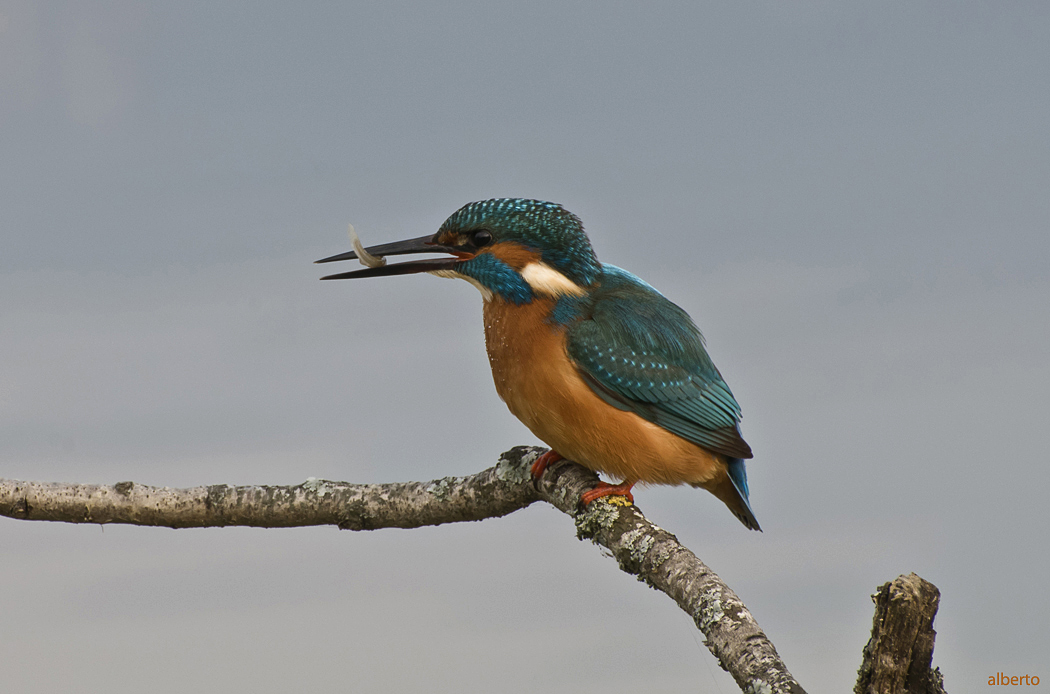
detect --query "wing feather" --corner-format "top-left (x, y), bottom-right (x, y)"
top-left (566, 265), bottom-right (752, 460)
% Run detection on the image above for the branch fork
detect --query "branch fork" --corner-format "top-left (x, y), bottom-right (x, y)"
top-left (4, 446), bottom-right (943, 693)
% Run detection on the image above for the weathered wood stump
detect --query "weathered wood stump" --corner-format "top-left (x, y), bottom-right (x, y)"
top-left (855, 573), bottom-right (946, 694)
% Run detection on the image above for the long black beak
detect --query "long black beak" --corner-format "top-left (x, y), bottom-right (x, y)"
top-left (315, 234), bottom-right (463, 280)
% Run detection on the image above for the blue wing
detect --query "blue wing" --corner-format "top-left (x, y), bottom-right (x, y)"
top-left (565, 265), bottom-right (752, 460)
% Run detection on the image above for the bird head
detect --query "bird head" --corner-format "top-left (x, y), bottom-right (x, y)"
top-left (317, 199), bottom-right (602, 304)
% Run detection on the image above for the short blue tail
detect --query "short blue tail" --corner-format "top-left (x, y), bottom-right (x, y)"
top-left (725, 458), bottom-right (761, 531)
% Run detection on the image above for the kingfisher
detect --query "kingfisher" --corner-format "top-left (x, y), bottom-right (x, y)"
top-left (317, 199), bottom-right (760, 530)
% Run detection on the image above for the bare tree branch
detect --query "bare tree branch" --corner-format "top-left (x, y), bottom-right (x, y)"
top-left (1, 453), bottom-right (539, 530)
top-left (1, 445), bottom-right (805, 693)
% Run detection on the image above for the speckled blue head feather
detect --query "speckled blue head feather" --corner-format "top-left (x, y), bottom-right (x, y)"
top-left (439, 199), bottom-right (602, 288)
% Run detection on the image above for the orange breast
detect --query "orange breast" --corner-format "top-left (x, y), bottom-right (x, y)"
top-left (482, 297), bottom-right (727, 488)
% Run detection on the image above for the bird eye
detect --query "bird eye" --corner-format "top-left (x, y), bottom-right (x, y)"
top-left (471, 230), bottom-right (493, 247)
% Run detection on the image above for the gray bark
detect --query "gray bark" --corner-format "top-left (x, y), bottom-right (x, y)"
top-left (855, 573), bottom-right (947, 694)
top-left (0, 456), bottom-right (536, 530)
top-left (1, 445), bottom-right (806, 691)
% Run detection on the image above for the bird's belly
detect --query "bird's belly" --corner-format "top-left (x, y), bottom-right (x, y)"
top-left (483, 299), bottom-right (724, 486)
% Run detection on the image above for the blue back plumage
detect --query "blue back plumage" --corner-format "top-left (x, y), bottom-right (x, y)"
top-left (566, 265), bottom-right (753, 460)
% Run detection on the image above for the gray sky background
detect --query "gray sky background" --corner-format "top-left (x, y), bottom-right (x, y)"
top-left (2, 2), bottom-right (1048, 691)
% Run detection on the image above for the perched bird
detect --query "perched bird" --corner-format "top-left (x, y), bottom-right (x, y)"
top-left (317, 199), bottom-right (759, 530)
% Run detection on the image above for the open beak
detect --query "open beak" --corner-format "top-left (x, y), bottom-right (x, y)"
top-left (315, 234), bottom-right (465, 280)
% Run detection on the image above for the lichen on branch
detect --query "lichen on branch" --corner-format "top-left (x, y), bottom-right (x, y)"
top-left (1, 445), bottom-right (805, 693)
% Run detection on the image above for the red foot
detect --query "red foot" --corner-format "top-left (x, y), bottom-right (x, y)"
top-left (580, 480), bottom-right (636, 505)
top-left (530, 450), bottom-right (563, 479)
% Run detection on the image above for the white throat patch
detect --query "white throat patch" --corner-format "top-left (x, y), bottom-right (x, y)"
top-left (520, 262), bottom-right (586, 298)
top-left (428, 269), bottom-right (494, 301)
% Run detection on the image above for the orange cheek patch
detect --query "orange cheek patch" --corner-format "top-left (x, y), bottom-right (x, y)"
top-left (487, 241), bottom-right (542, 270)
